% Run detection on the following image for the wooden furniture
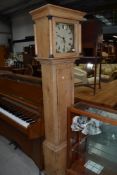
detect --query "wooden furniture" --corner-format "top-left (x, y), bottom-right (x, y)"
top-left (12, 62), bottom-right (39, 76)
top-left (82, 19), bottom-right (103, 57)
top-left (75, 80), bottom-right (117, 110)
top-left (67, 101), bottom-right (117, 175)
top-left (30, 4), bottom-right (85, 59)
top-left (102, 42), bottom-right (116, 63)
top-left (32, 59), bottom-right (42, 77)
top-left (30, 4), bottom-right (85, 175)
top-left (23, 45), bottom-right (35, 67)
top-left (11, 68), bottom-right (26, 74)
top-left (0, 45), bottom-right (8, 66)
top-left (23, 53), bottom-right (33, 67)
top-left (24, 64), bottom-right (33, 75)
top-left (75, 56), bottom-right (102, 95)
top-left (0, 72), bottom-right (44, 169)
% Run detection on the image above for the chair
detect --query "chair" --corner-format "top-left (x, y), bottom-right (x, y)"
top-left (24, 64), bottom-right (33, 75)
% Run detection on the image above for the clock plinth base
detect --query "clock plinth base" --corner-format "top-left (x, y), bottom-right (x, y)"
top-left (43, 141), bottom-right (67, 175)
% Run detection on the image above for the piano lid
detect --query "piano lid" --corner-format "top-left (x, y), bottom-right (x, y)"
top-left (0, 71), bottom-right (42, 85)
top-left (0, 71), bottom-right (43, 108)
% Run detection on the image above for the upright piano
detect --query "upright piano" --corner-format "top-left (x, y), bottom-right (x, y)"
top-left (0, 71), bottom-right (44, 169)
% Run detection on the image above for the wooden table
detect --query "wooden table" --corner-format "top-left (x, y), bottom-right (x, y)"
top-left (75, 80), bottom-right (117, 109)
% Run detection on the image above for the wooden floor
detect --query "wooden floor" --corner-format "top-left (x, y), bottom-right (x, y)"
top-left (74, 80), bottom-right (117, 109)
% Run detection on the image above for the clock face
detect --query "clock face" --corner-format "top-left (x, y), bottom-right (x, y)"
top-left (55, 22), bottom-right (75, 53)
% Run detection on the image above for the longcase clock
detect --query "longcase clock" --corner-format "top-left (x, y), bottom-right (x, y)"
top-left (30, 4), bottom-right (86, 59)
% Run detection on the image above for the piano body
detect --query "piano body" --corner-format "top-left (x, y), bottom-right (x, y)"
top-left (0, 72), bottom-right (44, 169)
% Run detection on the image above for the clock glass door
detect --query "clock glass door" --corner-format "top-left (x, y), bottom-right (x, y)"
top-left (52, 17), bottom-right (80, 58)
top-left (55, 22), bottom-right (75, 53)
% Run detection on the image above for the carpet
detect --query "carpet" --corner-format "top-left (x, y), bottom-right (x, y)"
top-left (0, 135), bottom-right (41, 175)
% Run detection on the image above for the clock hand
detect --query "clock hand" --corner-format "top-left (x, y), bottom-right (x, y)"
top-left (57, 34), bottom-right (65, 41)
top-left (63, 37), bottom-right (66, 43)
top-left (63, 43), bottom-right (66, 52)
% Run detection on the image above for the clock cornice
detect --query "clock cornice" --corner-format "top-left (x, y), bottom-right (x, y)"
top-left (30, 4), bottom-right (86, 21)
top-left (30, 4), bottom-right (86, 59)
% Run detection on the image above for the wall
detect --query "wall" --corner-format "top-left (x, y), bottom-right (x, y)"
top-left (12, 13), bottom-right (34, 53)
top-left (0, 21), bottom-right (11, 46)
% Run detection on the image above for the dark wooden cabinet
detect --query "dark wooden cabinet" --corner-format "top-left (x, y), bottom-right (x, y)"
top-left (82, 19), bottom-right (103, 57)
top-left (67, 101), bottom-right (117, 175)
top-left (23, 45), bottom-right (35, 67)
top-left (0, 45), bottom-right (9, 66)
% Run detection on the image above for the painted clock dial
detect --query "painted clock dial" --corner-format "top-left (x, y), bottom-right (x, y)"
top-left (55, 22), bottom-right (75, 53)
